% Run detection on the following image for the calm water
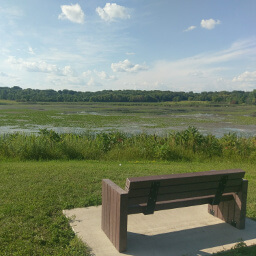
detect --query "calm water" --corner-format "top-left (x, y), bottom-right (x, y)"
top-left (0, 124), bottom-right (255, 138)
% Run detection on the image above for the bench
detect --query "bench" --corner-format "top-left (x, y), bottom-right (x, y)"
top-left (101, 169), bottom-right (248, 252)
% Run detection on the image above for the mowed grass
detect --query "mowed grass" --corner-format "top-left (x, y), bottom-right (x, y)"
top-left (1, 160), bottom-right (256, 255)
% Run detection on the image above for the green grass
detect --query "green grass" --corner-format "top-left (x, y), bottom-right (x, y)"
top-left (1, 159), bottom-right (256, 255)
top-left (214, 241), bottom-right (256, 256)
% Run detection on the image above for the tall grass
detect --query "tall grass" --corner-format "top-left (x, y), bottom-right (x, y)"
top-left (1, 127), bottom-right (256, 162)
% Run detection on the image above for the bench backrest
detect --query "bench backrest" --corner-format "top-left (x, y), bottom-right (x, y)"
top-left (125, 169), bottom-right (245, 214)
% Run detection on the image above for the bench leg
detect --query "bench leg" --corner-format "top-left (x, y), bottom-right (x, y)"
top-left (208, 179), bottom-right (248, 229)
top-left (101, 180), bottom-right (128, 252)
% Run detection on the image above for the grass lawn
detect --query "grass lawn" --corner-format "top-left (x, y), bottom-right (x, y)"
top-left (1, 159), bottom-right (256, 255)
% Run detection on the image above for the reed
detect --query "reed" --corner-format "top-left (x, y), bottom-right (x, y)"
top-left (0, 127), bottom-right (256, 162)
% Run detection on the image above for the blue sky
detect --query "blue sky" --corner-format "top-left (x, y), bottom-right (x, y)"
top-left (0, 0), bottom-right (255, 92)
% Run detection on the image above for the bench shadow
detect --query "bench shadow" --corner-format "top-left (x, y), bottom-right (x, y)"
top-left (123, 218), bottom-right (256, 256)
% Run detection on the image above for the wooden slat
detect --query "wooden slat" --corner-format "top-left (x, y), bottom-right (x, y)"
top-left (212, 204), bottom-right (219, 219)
top-left (101, 180), bottom-right (106, 231)
top-left (217, 202), bottom-right (224, 220)
top-left (101, 179), bottom-right (128, 252)
top-left (222, 201), bottom-right (229, 221)
top-left (128, 194), bottom-right (234, 214)
top-left (127, 179), bottom-right (242, 198)
top-left (114, 190), bottom-right (118, 249)
top-left (234, 179), bottom-right (248, 229)
top-left (118, 193), bottom-right (128, 252)
top-left (109, 185), bottom-right (115, 246)
top-left (106, 181), bottom-right (111, 237)
top-left (209, 179), bottom-right (248, 229)
top-left (128, 186), bottom-right (240, 206)
top-left (126, 169), bottom-right (245, 190)
top-left (227, 199), bottom-right (235, 224)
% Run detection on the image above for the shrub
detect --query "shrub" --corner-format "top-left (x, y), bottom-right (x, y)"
top-left (0, 127), bottom-right (256, 162)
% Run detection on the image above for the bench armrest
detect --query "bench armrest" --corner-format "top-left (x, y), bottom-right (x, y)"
top-left (102, 179), bottom-right (128, 195)
top-left (101, 179), bottom-right (128, 252)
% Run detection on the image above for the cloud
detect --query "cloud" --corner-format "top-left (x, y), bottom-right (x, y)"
top-left (184, 25), bottom-right (196, 32)
top-left (7, 56), bottom-right (74, 76)
top-left (28, 47), bottom-right (35, 55)
top-left (0, 6), bottom-right (23, 19)
top-left (87, 78), bottom-right (102, 87)
top-left (62, 66), bottom-right (74, 76)
top-left (108, 38), bottom-right (256, 92)
top-left (126, 52), bottom-right (135, 56)
top-left (201, 19), bottom-right (221, 30)
top-left (58, 4), bottom-right (85, 24)
top-left (111, 59), bottom-right (148, 73)
top-left (232, 70), bottom-right (256, 82)
top-left (94, 70), bottom-right (116, 80)
top-left (0, 72), bottom-right (9, 77)
top-left (96, 3), bottom-right (130, 22)
top-left (82, 70), bottom-right (92, 77)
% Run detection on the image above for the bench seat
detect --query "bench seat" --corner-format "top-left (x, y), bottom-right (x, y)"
top-left (101, 169), bottom-right (248, 252)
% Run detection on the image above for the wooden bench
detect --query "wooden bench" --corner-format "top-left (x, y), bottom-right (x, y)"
top-left (101, 169), bottom-right (248, 252)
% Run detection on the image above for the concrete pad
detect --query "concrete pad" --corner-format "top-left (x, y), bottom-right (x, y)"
top-left (63, 205), bottom-right (256, 256)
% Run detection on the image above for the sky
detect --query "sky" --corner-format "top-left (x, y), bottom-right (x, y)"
top-left (0, 0), bottom-right (255, 92)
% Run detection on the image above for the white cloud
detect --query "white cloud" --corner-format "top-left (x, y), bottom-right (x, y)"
top-left (28, 47), bottom-right (35, 55)
top-left (96, 3), bottom-right (130, 22)
top-left (82, 70), bottom-right (92, 77)
top-left (0, 6), bottom-right (23, 19)
top-left (82, 70), bottom-right (115, 80)
top-left (107, 38), bottom-right (256, 92)
top-left (95, 70), bottom-right (116, 80)
top-left (111, 59), bottom-right (148, 73)
top-left (126, 52), bottom-right (135, 56)
top-left (0, 72), bottom-right (9, 77)
top-left (184, 25), bottom-right (196, 32)
top-left (62, 66), bottom-right (74, 76)
top-left (232, 70), bottom-right (256, 82)
top-left (58, 4), bottom-right (85, 24)
top-left (201, 19), bottom-right (221, 30)
top-left (87, 78), bottom-right (102, 87)
top-left (7, 56), bottom-right (74, 76)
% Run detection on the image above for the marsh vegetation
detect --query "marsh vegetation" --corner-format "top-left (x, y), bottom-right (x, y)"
top-left (0, 101), bottom-right (256, 137)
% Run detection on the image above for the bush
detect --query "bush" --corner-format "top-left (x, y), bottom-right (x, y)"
top-left (0, 127), bottom-right (256, 162)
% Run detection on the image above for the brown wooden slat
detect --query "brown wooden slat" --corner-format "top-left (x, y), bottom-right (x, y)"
top-left (118, 193), bottom-right (128, 252)
top-left (234, 179), bottom-right (248, 229)
top-left (109, 182), bottom-right (113, 237)
top-left (128, 186), bottom-right (240, 206)
top-left (114, 190), bottom-right (119, 249)
top-left (110, 188), bottom-right (117, 247)
top-left (126, 169), bottom-right (245, 190)
top-left (227, 199), bottom-right (235, 224)
top-left (212, 204), bottom-right (219, 219)
top-left (217, 201), bottom-right (224, 220)
top-left (101, 179), bottom-right (128, 252)
top-left (128, 194), bottom-right (234, 214)
top-left (106, 181), bottom-right (110, 237)
top-left (127, 179), bottom-right (242, 198)
top-left (222, 201), bottom-right (229, 221)
top-left (101, 180), bottom-right (105, 231)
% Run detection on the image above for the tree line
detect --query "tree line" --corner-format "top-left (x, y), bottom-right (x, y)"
top-left (0, 86), bottom-right (256, 104)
